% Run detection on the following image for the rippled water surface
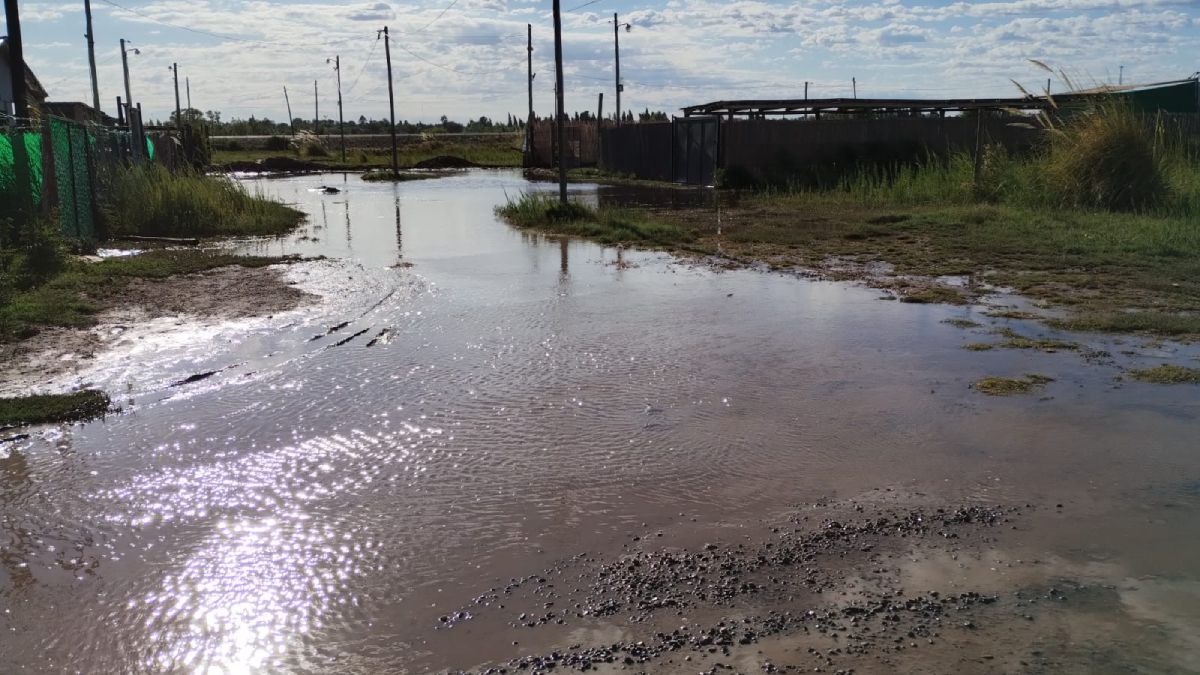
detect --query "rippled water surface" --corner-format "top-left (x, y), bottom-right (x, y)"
top-left (2, 170), bottom-right (1198, 673)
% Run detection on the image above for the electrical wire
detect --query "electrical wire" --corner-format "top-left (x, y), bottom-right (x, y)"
top-left (344, 36), bottom-right (381, 96)
top-left (566, 0), bottom-right (603, 12)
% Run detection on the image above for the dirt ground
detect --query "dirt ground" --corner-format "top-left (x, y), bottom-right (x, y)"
top-left (0, 263), bottom-right (315, 395)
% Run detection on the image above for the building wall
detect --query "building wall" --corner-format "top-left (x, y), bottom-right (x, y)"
top-left (0, 55), bottom-right (14, 115)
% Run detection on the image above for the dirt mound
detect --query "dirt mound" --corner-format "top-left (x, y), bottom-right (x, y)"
top-left (412, 155), bottom-right (478, 169)
top-left (221, 156), bottom-right (325, 173)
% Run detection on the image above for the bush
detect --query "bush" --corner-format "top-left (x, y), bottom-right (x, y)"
top-left (1041, 102), bottom-right (1167, 212)
top-left (264, 135), bottom-right (290, 152)
top-left (289, 131), bottom-right (329, 158)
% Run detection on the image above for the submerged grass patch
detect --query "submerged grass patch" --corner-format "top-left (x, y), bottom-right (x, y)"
top-left (495, 193), bottom-right (689, 245)
top-left (974, 374), bottom-right (1055, 396)
top-left (361, 170), bottom-right (454, 182)
top-left (1127, 364), bottom-right (1200, 384)
top-left (942, 318), bottom-right (981, 329)
top-left (0, 390), bottom-right (111, 427)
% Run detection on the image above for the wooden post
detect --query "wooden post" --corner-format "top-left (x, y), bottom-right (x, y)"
top-left (596, 92), bottom-right (604, 167)
top-left (84, 0), bottom-right (101, 114)
top-left (972, 111), bottom-right (984, 196)
top-left (383, 26), bottom-right (399, 174)
top-left (553, 0), bottom-right (567, 203)
top-left (526, 24), bottom-right (535, 167)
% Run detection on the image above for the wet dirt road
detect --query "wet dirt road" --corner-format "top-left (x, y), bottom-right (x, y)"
top-left (2, 170), bottom-right (1199, 673)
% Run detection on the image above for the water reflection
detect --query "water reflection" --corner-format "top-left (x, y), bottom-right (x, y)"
top-left (1, 170), bottom-right (1198, 672)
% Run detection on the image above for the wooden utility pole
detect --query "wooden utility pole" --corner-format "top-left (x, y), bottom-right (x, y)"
top-left (84, 0), bottom-right (101, 114)
top-left (595, 92), bottom-right (604, 165)
top-left (313, 79), bottom-right (319, 135)
top-left (553, 0), bottom-right (567, 203)
top-left (186, 77), bottom-right (191, 109)
top-left (852, 77), bottom-right (857, 99)
top-left (283, 86), bottom-right (295, 135)
top-left (331, 55), bottom-right (345, 162)
top-left (171, 63), bottom-right (182, 129)
top-left (4, 0), bottom-right (28, 119)
top-left (804, 81), bottom-right (809, 100)
top-left (526, 24), bottom-right (534, 164)
top-left (120, 39), bottom-right (134, 129)
top-left (382, 26), bottom-right (398, 174)
top-left (613, 12), bottom-right (622, 126)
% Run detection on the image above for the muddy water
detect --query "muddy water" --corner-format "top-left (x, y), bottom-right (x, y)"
top-left (2, 170), bottom-right (1199, 673)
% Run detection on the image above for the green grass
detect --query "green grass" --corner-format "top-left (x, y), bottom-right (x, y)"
top-left (974, 374), bottom-right (1055, 396)
top-left (0, 390), bottom-right (111, 427)
top-left (212, 136), bottom-right (523, 169)
top-left (0, 249), bottom-right (292, 342)
top-left (101, 165), bottom-right (304, 238)
top-left (495, 193), bottom-right (689, 245)
top-left (1127, 364), bottom-right (1200, 384)
top-left (1048, 312), bottom-right (1200, 336)
top-left (942, 318), bottom-right (981, 329)
top-left (361, 170), bottom-right (455, 182)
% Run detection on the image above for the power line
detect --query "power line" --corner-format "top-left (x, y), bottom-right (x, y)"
top-left (345, 35), bottom-right (381, 96)
top-left (417, 0), bottom-right (458, 32)
top-left (566, 0), bottom-right (603, 12)
top-left (393, 42), bottom-right (524, 77)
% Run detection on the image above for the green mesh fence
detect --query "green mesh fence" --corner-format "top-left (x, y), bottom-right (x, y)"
top-left (0, 129), bottom-right (44, 210)
top-left (50, 119), bottom-right (97, 243)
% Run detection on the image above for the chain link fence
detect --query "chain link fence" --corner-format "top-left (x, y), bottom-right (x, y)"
top-left (1, 116), bottom-right (177, 247)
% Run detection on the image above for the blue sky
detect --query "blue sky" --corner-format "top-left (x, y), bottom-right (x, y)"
top-left (4, 1), bottom-right (1199, 123)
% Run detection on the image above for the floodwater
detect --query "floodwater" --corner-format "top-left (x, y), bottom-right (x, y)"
top-left (2, 170), bottom-right (1199, 673)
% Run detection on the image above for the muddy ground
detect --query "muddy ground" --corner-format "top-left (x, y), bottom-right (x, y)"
top-left (431, 493), bottom-right (1193, 675)
top-left (0, 263), bottom-right (315, 395)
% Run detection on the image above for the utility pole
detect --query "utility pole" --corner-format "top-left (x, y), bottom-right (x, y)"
top-left (596, 92), bottom-right (604, 163)
top-left (4, 0), bottom-right (28, 119)
top-left (186, 77), bottom-right (191, 109)
top-left (84, 0), bottom-right (101, 114)
top-left (171, 63), bottom-right (182, 129)
top-left (120, 39), bottom-right (135, 130)
top-left (313, 79), bottom-right (319, 135)
top-left (852, 77), bottom-right (857, 99)
top-left (553, 0), bottom-right (567, 203)
top-left (382, 26), bottom-right (398, 174)
top-left (1119, 65), bottom-right (1124, 85)
top-left (329, 55), bottom-right (345, 161)
top-left (283, 86), bottom-right (295, 136)
top-left (612, 13), bottom-right (630, 126)
top-left (804, 81), bottom-right (810, 100)
top-left (526, 24), bottom-right (535, 164)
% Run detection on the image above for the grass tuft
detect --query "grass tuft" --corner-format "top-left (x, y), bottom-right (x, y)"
top-left (974, 374), bottom-right (1055, 396)
top-left (495, 193), bottom-right (689, 245)
top-left (1127, 364), bottom-right (1200, 384)
top-left (0, 390), bottom-right (111, 427)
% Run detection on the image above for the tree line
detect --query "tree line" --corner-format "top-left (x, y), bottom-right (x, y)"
top-left (165, 107), bottom-right (672, 135)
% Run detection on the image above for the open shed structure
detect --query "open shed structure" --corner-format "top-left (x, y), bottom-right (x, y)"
top-left (681, 78), bottom-right (1200, 119)
top-left (598, 78), bottom-right (1200, 185)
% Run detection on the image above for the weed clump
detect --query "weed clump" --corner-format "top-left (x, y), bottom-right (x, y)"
top-left (1127, 364), bottom-right (1200, 384)
top-left (1041, 103), bottom-right (1167, 212)
top-left (496, 193), bottom-right (688, 245)
top-left (974, 374), bottom-right (1055, 396)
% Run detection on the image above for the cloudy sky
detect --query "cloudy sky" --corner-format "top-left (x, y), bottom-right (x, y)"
top-left (4, 0), bottom-right (1199, 123)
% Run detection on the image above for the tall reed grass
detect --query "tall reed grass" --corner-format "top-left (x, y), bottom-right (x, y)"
top-left (100, 164), bottom-right (303, 237)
